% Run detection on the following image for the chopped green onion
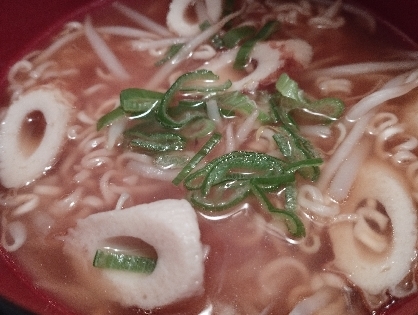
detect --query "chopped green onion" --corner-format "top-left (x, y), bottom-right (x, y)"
top-left (156, 70), bottom-right (221, 128)
top-left (250, 173), bottom-right (295, 192)
top-left (216, 91), bottom-right (270, 122)
top-left (275, 73), bottom-right (303, 103)
top-left (96, 70), bottom-right (343, 238)
top-left (249, 181), bottom-right (305, 237)
top-left (273, 127), bottom-right (322, 180)
top-left (124, 130), bottom-right (186, 152)
top-left (284, 158), bottom-right (323, 175)
top-left (275, 73), bottom-right (345, 125)
top-left (155, 43), bottom-right (184, 66)
top-left (93, 248), bottom-right (156, 274)
top-left (199, 20), bottom-right (211, 31)
top-left (172, 133), bottom-right (222, 185)
top-left (97, 106), bottom-right (125, 131)
top-left (200, 151), bottom-right (286, 195)
top-left (180, 79), bottom-right (232, 93)
top-left (179, 118), bottom-right (216, 139)
top-left (120, 88), bottom-right (163, 113)
top-left (182, 149), bottom-right (307, 237)
top-left (222, 25), bottom-right (257, 48)
top-left (234, 20), bottom-right (280, 69)
top-left (190, 180), bottom-right (251, 210)
top-left (154, 154), bottom-right (190, 169)
top-left (284, 182), bottom-right (297, 212)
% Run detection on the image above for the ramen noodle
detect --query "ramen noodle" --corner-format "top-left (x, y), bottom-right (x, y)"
top-left (1, 0), bottom-right (418, 314)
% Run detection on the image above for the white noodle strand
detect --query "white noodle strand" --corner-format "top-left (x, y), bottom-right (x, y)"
top-left (84, 16), bottom-right (130, 80)
top-left (318, 112), bottom-right (372, 191)
top-left (235, 110), bottom-right (259, 146)
top-left (12, 194), bottom-right (40, 217)
top-left (98, 26), bottom-right (159, 39)
top-left (112, 2), bottom-right (172, 37)
top-left (328, 140), bottom-right (370, 202)
top-left (1, 219), bottom-right (27, 252)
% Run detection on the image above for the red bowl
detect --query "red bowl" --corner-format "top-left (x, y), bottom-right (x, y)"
top-left (0, 0), bottom-right (418, 314)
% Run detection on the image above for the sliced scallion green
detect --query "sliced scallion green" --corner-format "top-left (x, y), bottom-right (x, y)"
top-left (179, 118), bottom-right (216, 139)
top-left (124, 130), bottom-right (186, 152)
top-left (233, 20), bottom-right (280, 69)
top-left (172, 133), bottom-right (221, 185)
top-left (249, 181), bottom-right (305, 237)
top-left (190, 180), bottom-right (251, 210)
top-left (154, 153), bottom-right (190, 169)
top-left (120, 88), bottom-right (163, 113)
top-left (156, 70), bottom-right (220, 128)
top-left (155, 43), bottom-right (184, 66)
top-left (96, 106), bottom-right (125, 131)
top-left (275, 73), bottom-right (345, 124)
top-left (93, 248), bottom-right (156, 274)
top-left (200, 151), bottom-right (286, 196)
top-left (216, 91), bottom-right (270, 122)
top-left (222, 25), bottom-right (257, 48)
top-left (273, 127), bottom-right (322, 180)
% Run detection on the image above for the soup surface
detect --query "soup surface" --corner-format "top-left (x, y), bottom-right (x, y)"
top-left (1, 0), bottom-right (418, 314)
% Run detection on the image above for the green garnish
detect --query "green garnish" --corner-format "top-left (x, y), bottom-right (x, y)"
top-left (182, 150), bottom-right (306, 237)
top-left (222, 25), bottom-right (257, 48)
top-left (250, 182), bottom-right (304, 237)
top-left (96, 88), bottom-right (163, 131)
top-left (124, 130), bottom-right (186, 152)
top-left (216, 91), bottom-right (270, 122)
top-left (156, 70), bottom-right (226, 128)
top-left (93, 248), bottom-right (156, 274)
top-left (275, 73), bottom-right (345, 126)
top-left (172, 133), bottom-right (221, 185)
top-left (120, 88), bottom-right (164, 113)
top-left (97, 106), bottom-right (125, 131)
top-left (97, 70), bottom-right (345, 238)
top-left (233, 20), bottom-right (280, 69)
top-left (179, 118), bottom-right (216, 139)
top-left (273, 127), bottom-right (322, 180)
top-left (154, 153), bottom-right (190, 169)
top-left (155, 43), bottom-right (185, 66)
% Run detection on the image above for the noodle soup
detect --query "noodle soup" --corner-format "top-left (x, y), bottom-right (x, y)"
top-left (1, 0), bottom-right (418, 314)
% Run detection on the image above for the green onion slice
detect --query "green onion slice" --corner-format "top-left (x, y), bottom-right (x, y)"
top-left (275, 73), bottom-right (345, 125)
top-left (156, 70), bottom-right (222, 128)
top-left (172, 133), bottom-right (222, 185)
top-left (190, 180), bottom-right (251, 211)
top-left (273, 127), bottom-right (322, 181)
top-left (120, 88), bottom-right (164, 112)
top-left (200, 151), bottom-right (286, 195)
top-left (97, 106), bottom-right (125, 131)
top-left (93, 248), bottom-right (156, 274)
top-left (222, 25), bottom-right (257, 48)
top-left (216, 91), bottom-right (270, 122)
top-left (250, 181), bottom-right (305, 237)
top-left (154, 153), bottom-right (190, 169)
top-left (180, 79), bottom-right (232, 93)
top-left (124, 130), bottom-right (186, 152)
top-left (179, 118), bottom-right (216, 139)
top-left (155, 43), bottom-right (185, 66)
top-left (233, 20), bottom-right (280, 69)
